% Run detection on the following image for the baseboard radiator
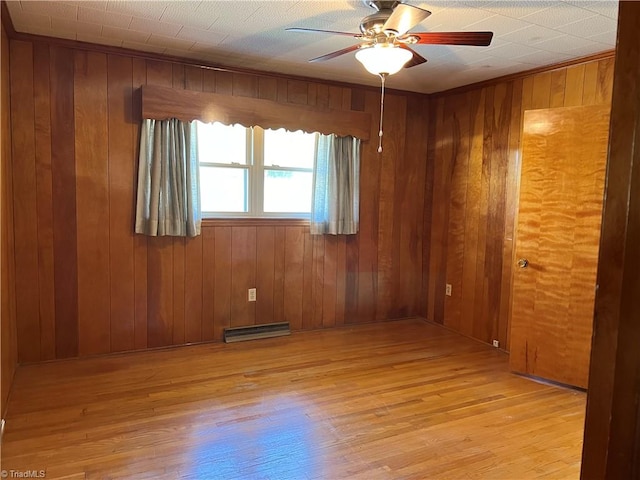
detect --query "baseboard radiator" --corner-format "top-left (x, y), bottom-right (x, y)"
top-left (223, 322), bottom-right (291, 343)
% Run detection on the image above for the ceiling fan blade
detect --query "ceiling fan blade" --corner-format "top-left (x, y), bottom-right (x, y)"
top-left (410, 31), bottom-right (494, 46)
top-left (309, 44), bottom-right (362, 63)
top-left (286, 27), bottom-right (363, 38)
top-left (399, 44), bottom-right (427, 68)
top-left (382, 4), bottom-right (431, 36)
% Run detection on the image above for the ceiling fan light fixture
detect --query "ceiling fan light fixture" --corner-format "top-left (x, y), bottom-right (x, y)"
top-left (355, 44), bottom-right (412, 75)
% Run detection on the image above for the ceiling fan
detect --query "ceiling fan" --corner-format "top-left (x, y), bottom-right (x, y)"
top-left (287, 0), bottom-right (494, 75)
top-left (288, 1), bottom-right (493, 153)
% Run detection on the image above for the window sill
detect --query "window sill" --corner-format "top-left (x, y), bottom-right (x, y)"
top-left (201, 217), bottom-right (310, 227)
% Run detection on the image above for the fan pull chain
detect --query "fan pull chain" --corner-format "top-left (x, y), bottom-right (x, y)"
top-left (378, 73), bottom-right (386, 153)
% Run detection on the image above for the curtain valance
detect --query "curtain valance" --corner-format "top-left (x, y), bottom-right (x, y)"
top-left (141, 85), bottom-right (371, 141)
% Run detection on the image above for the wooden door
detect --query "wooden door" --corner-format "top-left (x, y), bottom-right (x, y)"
top-left (510, 104), bottom-right (610, 389)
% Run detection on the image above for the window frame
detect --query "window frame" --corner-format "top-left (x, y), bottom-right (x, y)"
top-left (197, 122), bottom-right (317, 219)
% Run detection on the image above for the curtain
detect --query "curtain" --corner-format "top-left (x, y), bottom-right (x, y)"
top-left (311, 134), bottom-right (360, 235)
top-left (135, 118), bottom-right (201, 237)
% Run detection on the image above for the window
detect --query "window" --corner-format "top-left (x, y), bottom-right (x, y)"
top-left (196, 121), bottom-right (317, 218)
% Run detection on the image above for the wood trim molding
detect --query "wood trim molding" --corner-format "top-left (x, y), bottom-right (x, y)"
top-left (581, 3), bottom-right (640, 478)
top-left (141, 85), bottom-right (372, 140)
top-left (201, 218), bottom-right (310, 228)
top-left (433, 49), bottom-right (616, 98)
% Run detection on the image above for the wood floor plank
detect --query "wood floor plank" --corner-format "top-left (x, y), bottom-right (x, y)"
top-left (3, 319), bottom-right (585, 480)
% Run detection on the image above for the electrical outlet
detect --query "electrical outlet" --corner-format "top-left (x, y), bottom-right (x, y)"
top-left (445, 284), bottom-right (452, 296)
top-left (492, 340), bottom-right (500, 348)
top-left (248, 288), bottom-right (257, 302)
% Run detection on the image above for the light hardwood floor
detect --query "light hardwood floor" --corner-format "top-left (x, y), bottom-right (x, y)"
top-left (2, 319), bottom-right (585, 479)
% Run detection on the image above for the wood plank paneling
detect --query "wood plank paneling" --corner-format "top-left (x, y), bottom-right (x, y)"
top-left (287, 80), bottom-right (307, 105)
top-left (388, 94), bottom-right (408, 319)
top-left (311, 235), bottom-right (324, 329)
top-left (201, 227), bottom-right (215, 341)
top-left (146, 238), bottom-right (173, 347)
top-left (404, 96), bottom-right (429, 317)
top-left (563, 64), bottom-right (586, 107)
top-left (230, 226), bottom-right (256, 327)
top-left (549, 69), bottom-right (566, 108)
top-left (272, 226), bottom-right (285, 324)
top-left (10, 40), bottom-right (40, 363)
top-left (582, 61), bottom-right (599, 105)
top-left (358, 90), bottom-right (379, 324)
top-left (470, 86), bottom-right (492, 342)
top-left (421, 100), bottom-right (436, 319)
top-left (484, 81), bottom-right (511, 345)
top-left (213, 226), bottom-right (231, 340)
top-left (33, 43), bottom-right (55, 361)
top-left (430, 97), bottom-right (451, 325)
top-left (233, 73), bottom-right (258, 98)
top-left (301, 230), bottom-right (314, 329)
top-left (9, 39), bottom-right (429, 361)
top-left (42, 60), bottom-right (81, 358)
top-left (172, 237), bottom-right (186, 346)
top-left (335, 237), bottom-right (347, 327)
top-left (184, 234), bottom-right (203, 343)
top-left (500, 79), bottom-right (524, 351)
top-left (107, 54), bottom-right (135, 353)
top-left (443, 93), bottom-right (470, 333)
top-left (459, 88), bottom-right (484, 338)
top-left (283, 227), bottom-right (304, 331)
top-left (74, 51), bottom-right (111, 356)
top-left (256, 227), bottom-right (275, 326)
top-left (430, 55), bottom-right (615, 350)
top-left (322, 236), bottom-right (337, 328)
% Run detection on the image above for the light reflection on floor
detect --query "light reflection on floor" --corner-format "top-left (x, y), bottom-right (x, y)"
top-left (184, 395), bottom-right (320, 479)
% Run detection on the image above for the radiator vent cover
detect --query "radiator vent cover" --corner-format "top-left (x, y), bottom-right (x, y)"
top-left (223, 322), bottom-right (291, 343)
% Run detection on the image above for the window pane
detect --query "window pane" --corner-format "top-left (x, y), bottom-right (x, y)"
top-left (197, 121), bottom-right (247, 165)
top-left (263, 170), bottom-right (312, 213)
top-left (264, 128), bottom-right (316, 168)
top-left (200, 166), bottom-right (248, 212)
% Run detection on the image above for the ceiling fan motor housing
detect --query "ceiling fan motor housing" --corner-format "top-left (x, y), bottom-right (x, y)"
top-left (360, 0), bottom-right (400, 35)
top-left (360, 11), bottom-right (393, 35)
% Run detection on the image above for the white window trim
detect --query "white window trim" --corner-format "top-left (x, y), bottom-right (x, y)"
top-left (199, 123), bottom-right (317, 219)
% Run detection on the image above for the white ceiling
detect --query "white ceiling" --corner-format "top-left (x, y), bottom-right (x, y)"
top-left (4, 0), bottom-right (619, 94)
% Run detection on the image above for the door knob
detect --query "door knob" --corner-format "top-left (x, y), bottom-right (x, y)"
top-left (517, 258), bottom-right (529, 269)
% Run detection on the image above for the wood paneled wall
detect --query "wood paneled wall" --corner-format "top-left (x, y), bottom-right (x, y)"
top-left (425, 55), bottom-right (615, 350)
top-left (1, 22), bottom-right (18, 414)
top-left (8, 37), bottom-right (430, 362)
